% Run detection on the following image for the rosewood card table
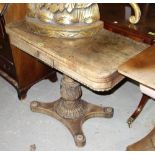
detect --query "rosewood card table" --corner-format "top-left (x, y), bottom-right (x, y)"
top-left (6, 21), bottom-right (148, 147)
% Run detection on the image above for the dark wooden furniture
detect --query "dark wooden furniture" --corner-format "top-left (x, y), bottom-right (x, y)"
top-left (119, 45), bottom-right (155, 127)
top-left (0, 4), bottom-right (57, 99)
top-left (119, 45), bottom-right (155, 150)
top-left (99, 3), bottom-right (155, 126)
top-left (99, 3), bottom-right (155, 45)
top-left (127, 94), bottom-right (149, 127)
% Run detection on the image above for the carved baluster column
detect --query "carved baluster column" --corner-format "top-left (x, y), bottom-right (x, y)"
top-left (55, 75), bottom-right (86, 119)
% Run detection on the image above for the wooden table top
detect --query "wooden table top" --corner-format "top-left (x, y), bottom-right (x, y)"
top-left (119, 45), bottom-right (155, 90)
top-left (6, 21), bottom-right (148, 91)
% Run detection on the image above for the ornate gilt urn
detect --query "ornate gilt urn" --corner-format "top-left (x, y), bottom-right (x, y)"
top-left (25, 3), bottom-right (141, 39)
top-left (26, 3), bottom-right (103, 38)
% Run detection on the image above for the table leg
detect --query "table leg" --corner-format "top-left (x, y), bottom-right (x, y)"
top-left (127, 94), bottom-right (149, 128)
top-left (30, 74), bottom-right (113, 147)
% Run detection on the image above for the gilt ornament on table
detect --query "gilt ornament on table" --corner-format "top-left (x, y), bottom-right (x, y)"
top-left (26, 3), bottom-right (141, 39)
top-left (26, 3), bottom-right (102, 38)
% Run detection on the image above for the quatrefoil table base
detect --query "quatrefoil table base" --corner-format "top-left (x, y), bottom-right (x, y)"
top-left (30, 75), bottom-right (113, 147)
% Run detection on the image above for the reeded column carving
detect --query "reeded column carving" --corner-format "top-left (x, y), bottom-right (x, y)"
top-left (55, 75), bottom-right (86, 119)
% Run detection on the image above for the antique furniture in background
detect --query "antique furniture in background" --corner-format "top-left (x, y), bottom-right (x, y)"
top-left (98, 3), bottom-right (155, 45)
top-left (119, 45), bottom-right (155, 150)
top-left (0, 4), bottom-right (57, 99)
top-left (99, 3), bottom-right (155, 127)
top-left (6, 21), bottom-right (148, 146)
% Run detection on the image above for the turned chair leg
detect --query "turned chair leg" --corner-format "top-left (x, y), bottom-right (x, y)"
top-left (127, 94), bottom-right (149, 128)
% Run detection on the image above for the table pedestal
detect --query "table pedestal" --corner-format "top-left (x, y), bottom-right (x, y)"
top-left (30, 75), bottom-right (113, 147)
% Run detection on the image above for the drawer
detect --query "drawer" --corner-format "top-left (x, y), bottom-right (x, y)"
top-left (0, 56), bottom-right (16, 79)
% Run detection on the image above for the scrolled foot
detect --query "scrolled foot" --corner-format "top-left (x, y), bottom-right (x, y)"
top-left (30, 101), bottom-right (39, 111)
top-left (103, 107), bottom-right (114, 118)
top-left (74, 134), bottom-right (86, 147)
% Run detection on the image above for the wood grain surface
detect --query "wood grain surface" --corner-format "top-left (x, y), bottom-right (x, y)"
top-left (6, 21), bottom-right (148, 91)
top-left (119, 45), bottom-right (155, 90)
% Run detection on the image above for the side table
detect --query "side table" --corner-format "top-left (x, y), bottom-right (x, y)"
top-left (119, 45), bottom-right (155, 150)
top-left (6, 21), bottom-right (148, 147)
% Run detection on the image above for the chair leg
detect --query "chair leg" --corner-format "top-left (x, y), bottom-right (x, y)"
top-left (127, 94), bottom-right (149, 128)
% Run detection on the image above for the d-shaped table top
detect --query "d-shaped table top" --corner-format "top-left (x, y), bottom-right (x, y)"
top-left (6, 21), bottom-right (148, 91)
